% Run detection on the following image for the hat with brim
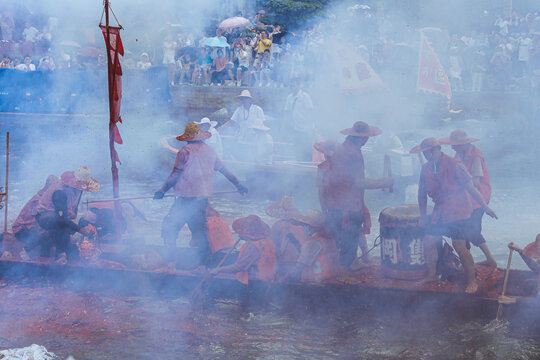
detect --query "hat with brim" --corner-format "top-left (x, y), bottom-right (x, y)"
top-left (265, 195), bottom-right (303, 220)
top-left (523, 235), bottom-right (540, 259)
top-left (176, 122), bottom-right (212, 141)
top-left (232, 215), bottom-right (271, 240)
top-left (61, 166), bottom-right (100, 192)
top-left (296, 210), bottom-right (325, 229)
top-left (340, 121), bottom-right (382, 137)
top-left (410, 137), bottom-right (440, 154)
top-left (439, 129), bottom-right (479, 146)
top-left (313, 140), bottom-right (339, 156)
top-left (195, 117), bottom-right (218, 128)
top-left (236, 89), bottom-right (254, 100)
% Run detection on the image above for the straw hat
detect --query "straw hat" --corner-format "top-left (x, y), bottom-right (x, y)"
top-left (176, 122), bottom-right (212, 141)
top-left (439, 129), bottom-right (479, 146)
top-left (61, 166), bottom-right (100, 192)
top-left (297, 210), bottom-right (325, 229)
top-left (340, 121), bottom-right (382, 137)
top-left (265, 195), bottom-right (303, 220)
top-left (232, 215), bottom-right (271, 240)
top-left (236, 89), bottom-right (254, 100)
top-left (313, 140), bottom-right (339, 156)
top-left (410, 137), bottom-right (440, 154)
top-left (195, 117), bottom-right (218, 129)
top-left (523, 234), bottom-right (540, 259)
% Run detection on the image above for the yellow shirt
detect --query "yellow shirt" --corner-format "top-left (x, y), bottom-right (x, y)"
top-left (257, 38), bottom-right (272, 54)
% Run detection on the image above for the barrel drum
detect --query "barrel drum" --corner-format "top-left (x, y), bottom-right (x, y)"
top-left (378, 204), bottom-right (430, 280)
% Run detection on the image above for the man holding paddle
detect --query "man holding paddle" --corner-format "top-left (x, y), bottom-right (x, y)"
top-left (154, 123), bottom-right (248, 269)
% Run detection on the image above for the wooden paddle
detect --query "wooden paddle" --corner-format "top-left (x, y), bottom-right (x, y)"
top-left (496, 248), bottom-right (515, 321)
top-left (189, 239), bottom-right (241, 307)
top-left (83, 191), bottom-right (239, 204)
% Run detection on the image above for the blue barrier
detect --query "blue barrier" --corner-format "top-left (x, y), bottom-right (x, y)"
top-left (0, 66), bottom-right (170, 113)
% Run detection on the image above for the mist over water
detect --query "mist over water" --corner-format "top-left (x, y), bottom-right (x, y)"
top-left (1, 0), bottom-right (540, 358)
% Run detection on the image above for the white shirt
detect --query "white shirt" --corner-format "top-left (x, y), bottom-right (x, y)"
top-left (206, 127), bottom-right (223, 158)
top-left (22, 27), bottom-right (39, 42)
top-left (230, 104), bottom-right (267, 144)
top-left (284, 89), bottom-right (314, 132)
top-left (518, 37), bottom-right (532, 62)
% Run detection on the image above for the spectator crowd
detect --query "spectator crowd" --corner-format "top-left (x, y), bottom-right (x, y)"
top-left (1, 6), bottom-right (540, 94)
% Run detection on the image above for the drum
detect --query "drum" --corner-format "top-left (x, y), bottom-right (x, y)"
top-left (378, 204), bottom-right (431, 280)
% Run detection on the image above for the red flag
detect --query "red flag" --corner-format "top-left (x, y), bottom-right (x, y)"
top-left (417, 34), bottom-right (451, 106)
top-left (100, 25), bottom-right (123, 164)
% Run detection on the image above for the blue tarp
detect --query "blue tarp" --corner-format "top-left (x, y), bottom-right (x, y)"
top-left (0, 67), bottom-right (170, 113)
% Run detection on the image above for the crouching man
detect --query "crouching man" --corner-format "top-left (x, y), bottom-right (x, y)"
top-left (9, 167), bottom-right (99, 264)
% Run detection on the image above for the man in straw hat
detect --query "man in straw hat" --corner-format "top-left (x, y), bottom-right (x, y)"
top-left (314, 140), bottom-right (372, 264)
top-left (195, 117), bottom-right (223, 158)
top-left (9, 167), bottom-right (99, 264)
top-left (210, 214), bottom-right (276, 285)
top-left (221, 90), bottom-right (267, 146)
top-left (266, 195), bottom-right (311, 279)
top-left (410, 138), bottom-right (497, 293)
top-left (154, 123), bottom-right (248, 269)
top-left (440, 129), bottom-right (497, 268)
top-left (322, 121), bottom-right (393, 268)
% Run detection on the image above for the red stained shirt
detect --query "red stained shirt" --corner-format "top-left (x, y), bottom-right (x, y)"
top-left (160, 142), bottom-right (224, 198)
top-left (420, 153), bottom-right (473, 224)
top-left (322, 140), bottom-right (365, 212)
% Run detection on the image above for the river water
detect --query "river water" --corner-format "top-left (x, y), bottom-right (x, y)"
top-left (1, 115), bottom-right (540, 359)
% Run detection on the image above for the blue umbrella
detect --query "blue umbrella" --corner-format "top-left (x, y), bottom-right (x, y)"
top-left (200, 37), bottom-right (230, 48)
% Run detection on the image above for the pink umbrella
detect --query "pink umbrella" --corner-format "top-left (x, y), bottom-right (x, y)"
top-left (218, 16), bottom-right (250, 30)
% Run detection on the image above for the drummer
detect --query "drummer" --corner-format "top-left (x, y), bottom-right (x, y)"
top-left (410, 138), bottom-right (497, 293)
top-left (321, 122), bottom-right (393, 267)
top-left (314, 140), bottom-right (372, 264)
top-left (439, 130), bottom-right (497, 267)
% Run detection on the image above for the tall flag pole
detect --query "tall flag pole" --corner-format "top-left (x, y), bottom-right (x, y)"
top-left (417, 30), bottom-right (451, 108)
top-left (100, 0), bottom-right (124, 236)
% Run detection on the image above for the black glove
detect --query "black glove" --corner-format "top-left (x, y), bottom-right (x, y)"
top-left (236, 183), bottom-right (248, 196)
top-left (153, 191), bottom-right (165, 200)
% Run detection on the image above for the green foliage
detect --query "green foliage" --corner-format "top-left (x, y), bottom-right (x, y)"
top-left (256, 0), bottom-right (332, 29)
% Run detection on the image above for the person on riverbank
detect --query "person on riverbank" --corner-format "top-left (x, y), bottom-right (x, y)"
top-left (153, 123), bottom-right (247, 269)
top-left (322, 122), bottom-right (393, 268)
top-left (439, 129), bottom-right (497, 267)
top-left (210, 214), bottom-right (276, 284)
top-left (9, 167), bottom-right (99, 264)
top-left (410, 137), bottom-right (497, 293)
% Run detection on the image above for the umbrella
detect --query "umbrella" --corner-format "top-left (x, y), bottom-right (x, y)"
top-left (218, 16), bottom-right (250, 30)
top-left (199, 37), bottom-right (230, 48)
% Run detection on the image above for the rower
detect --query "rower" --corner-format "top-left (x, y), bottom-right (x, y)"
top-left (153, 123), bottom-right (247, 269)
top-left (219, 90), bottom-right (269, 161)
top-left (440, 129), bottom-right (497, 267)
top-left (210, 215), bottom-right (276, 285)
top-left (9, 167), bottom-right (99, 264)
top-left (205, 206), bottom-right (236, 268)
top-left (314, 140), bottom-right (372, 265)
top-left (282, 209), bottom-right (340, 282)
top-left (508, 235), bottom-right (540, 278)
top-left (321, 121), bottom-right (393, 268)
top-left (410, 137), bottom-right (497, 293)
top-left (266, 195), bottom-right (310, 279)
top-left (195, 117), bottom-right (223, 159)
